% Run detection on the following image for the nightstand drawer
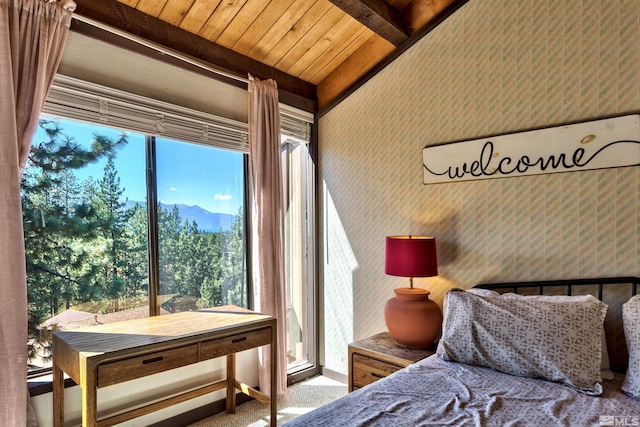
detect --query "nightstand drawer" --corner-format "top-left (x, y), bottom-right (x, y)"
top-left (352, 354), bottom-right (402, 389)
top-left (348, 332), bottom-right (435, 392)
top-left (98, 344), bottom-right (199, 387)
top-left (201, 328), bottom-right (271, 360)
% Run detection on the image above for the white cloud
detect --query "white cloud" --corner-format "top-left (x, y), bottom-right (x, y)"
top-left (214, 194), bottom-right (233, 201)
top-left (169, 187), bottom-right (177, 192)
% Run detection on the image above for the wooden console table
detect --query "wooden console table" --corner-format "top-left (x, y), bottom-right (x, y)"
top-left (52, 306), bottom-right (277, 426)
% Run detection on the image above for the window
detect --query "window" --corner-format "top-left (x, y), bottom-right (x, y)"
top-left (26, 75), bottom-right (315, 377)
top-left (281, 135), bottom-right (316, 374)
top-left (25, 117), bottom-right (248, 373)
top-left (25, 118), bottom-right (150, 372)
top-left (155, 137), bottom-right (247, 311)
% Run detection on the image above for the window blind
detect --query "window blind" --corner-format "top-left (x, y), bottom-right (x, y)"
top-left (44, 75), bottom-right (313, 152)
top-left (280, 104), bottom-right (313, 143)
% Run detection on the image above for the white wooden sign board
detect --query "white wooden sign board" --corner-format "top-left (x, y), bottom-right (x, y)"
top-left (423, 114), bottom-right (640, 184)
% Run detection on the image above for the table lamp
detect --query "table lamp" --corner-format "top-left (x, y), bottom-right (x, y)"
top-left (384, 235), bottom-right (442, 349)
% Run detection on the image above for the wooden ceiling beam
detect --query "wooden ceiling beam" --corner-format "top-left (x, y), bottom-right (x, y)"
top-left (329, 0), bottom-right (409, 46)
top-left (318, 0), bottom-right (467, 112)
top-left (71, 0), bottom-right (317, 109)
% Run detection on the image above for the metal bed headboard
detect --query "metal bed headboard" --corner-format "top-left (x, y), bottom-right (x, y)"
top-left (474, 277), bottom-right (640, 374)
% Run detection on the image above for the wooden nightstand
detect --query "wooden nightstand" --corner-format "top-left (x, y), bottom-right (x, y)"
top-left (348, 332), bottom-right (436, 392)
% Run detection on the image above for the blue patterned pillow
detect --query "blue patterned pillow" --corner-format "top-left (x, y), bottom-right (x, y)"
top-left (437, 289), bottom-right (607, 395)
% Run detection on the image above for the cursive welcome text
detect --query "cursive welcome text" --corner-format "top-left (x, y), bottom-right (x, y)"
top-left (423, 140), bottom-right (640, 180)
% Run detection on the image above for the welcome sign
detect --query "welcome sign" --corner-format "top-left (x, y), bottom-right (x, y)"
top-left (423, 115), bottom-right (640, 184)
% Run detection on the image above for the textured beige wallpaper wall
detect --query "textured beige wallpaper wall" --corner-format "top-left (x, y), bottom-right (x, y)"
top-left (318, 0), bottom-right (640, 374)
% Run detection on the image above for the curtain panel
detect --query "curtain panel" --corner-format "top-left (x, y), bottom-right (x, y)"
top-left (0, 0), bottom-right (74, 424)
top-left (248, 75), bottom-right (288, 397)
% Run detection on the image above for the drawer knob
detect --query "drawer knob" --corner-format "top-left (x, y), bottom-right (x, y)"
top-left (232, 336), bottom-right (247, 343)
top-left (142, 356), bottom-right (164, 364)
top-left (371, 372), bottom-right (385, 379)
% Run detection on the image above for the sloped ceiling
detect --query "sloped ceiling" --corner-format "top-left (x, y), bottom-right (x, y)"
top-left (72, 0), bottom-right (465, 112)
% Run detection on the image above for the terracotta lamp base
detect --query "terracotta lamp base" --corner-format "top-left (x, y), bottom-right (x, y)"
top-left (384, 287), bottom-right (443, 349)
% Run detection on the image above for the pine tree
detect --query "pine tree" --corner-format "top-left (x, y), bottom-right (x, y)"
top-left (23, 119), bottom-right (127, 362)
top-left (88, 155), bottom-right (133, 308)
top-left (158, 204), bottom-right (183, 298)
top-left (196, 276), bottom-right (221, 309)
top-left (121, 202), bottom-right (149, 300)
top-left (219, 206), bottom-right (247, 307)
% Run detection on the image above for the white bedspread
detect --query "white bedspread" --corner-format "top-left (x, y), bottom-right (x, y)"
top-left (283, 355), bottom-right (640, 426)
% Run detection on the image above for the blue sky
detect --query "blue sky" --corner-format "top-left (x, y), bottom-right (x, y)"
top-left (35, 116), bottom-right (244, 215)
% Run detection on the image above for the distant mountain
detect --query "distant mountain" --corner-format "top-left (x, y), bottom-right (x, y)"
top-left (164, 203), bottom-right (236, 232)
top-left (126, 201), bottom-right (236, 232)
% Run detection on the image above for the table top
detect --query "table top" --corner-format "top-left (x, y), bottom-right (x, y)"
top-left (349, 332), bottom-right (436, 365)
top-left (53, 305), bottom-right (274, 356)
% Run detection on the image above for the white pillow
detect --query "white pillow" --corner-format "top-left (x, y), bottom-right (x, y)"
top-left (499, 292), bottom-right (613, 380)
top-left (622, 295), bottom-right (640, 399)
top-left (437, 289), bottom-right (607, 395)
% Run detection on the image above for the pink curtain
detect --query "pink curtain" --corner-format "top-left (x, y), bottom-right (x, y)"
top-left (0, 0), bottom-right (75, 424)
top-left (248, 75), bottom-right (287, 397)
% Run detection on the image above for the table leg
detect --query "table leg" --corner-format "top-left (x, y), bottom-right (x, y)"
top-left (270, 324), bottom-right (277, 427)
top-left (226, 354), bottom-right (236, 414)
top-left (81, 366), bottom-right (98, 427)
top-left (52, 365), bottom-right (64, 427)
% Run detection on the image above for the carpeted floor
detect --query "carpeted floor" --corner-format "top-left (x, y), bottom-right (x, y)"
top-left (187, 375), bottom-right (347, 426)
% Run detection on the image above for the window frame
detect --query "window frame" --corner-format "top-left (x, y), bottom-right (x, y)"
top-left (281, 136), bottom-right (317, 377)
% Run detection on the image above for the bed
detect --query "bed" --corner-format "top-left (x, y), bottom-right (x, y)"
top-left (283, 277), bottom-right (640, 426)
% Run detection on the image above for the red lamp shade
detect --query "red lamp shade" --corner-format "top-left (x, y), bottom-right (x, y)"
top-left (385, 236), bottom-right (438, 278)
top-left (383, 235), bottom-right (441, 349)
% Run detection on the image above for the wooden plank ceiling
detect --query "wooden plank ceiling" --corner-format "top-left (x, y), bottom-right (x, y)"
top-left (72, 0), bottom-right (461, 111)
